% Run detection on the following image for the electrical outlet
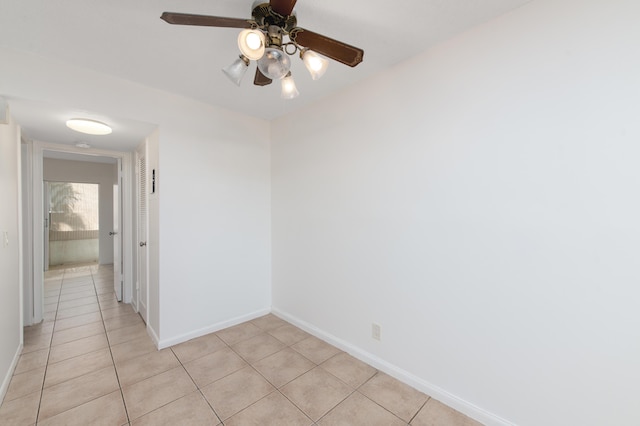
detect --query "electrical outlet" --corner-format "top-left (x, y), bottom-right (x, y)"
top-left (2, 231), bottom-right (8, 247)
top-left (372, 323), bottom-right (381, 341)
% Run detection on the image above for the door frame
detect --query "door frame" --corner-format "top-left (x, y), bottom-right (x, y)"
top-left (29, 141), bottom-right (133, 324)
top-left (43, 181), bottom-right (50, 271)
top-left (21, 142), bottom-right (34, 325)
top-left (134, 142), bottom-right (149, 322)
top-left (113, 163), bottom-right (123, 302)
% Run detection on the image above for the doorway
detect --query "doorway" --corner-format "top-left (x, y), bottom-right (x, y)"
top-left (25, 142), bottom-right (133, 326)
top-left (46, 181), bottom-right (100, 268)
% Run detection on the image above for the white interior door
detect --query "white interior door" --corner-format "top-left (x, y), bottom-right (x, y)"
top-left (113, 160), bottom-right (123, 301)
top-left (43, 181), bottom-right (50, 271)
top-left (136, 152), bottom-right (148, 322)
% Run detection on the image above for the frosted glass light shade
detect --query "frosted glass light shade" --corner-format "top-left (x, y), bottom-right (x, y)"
top-left (238, 29), bottom-right (265, 60)
top-left (222, 56), bottom-right (249, 86)
top-left (257, 47), bottom-right (291, 80)
top-left (302, 50), bottom-right (328, 80)
top-left (280, 73), bottom-right (299, 99)
top-left (66, 119), bottom-right (112, 135)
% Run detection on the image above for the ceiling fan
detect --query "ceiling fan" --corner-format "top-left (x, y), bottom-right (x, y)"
top-left (161, 0), bottom-right (364, 99)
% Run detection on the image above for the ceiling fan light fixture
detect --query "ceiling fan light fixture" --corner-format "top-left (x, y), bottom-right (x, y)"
top-left (237, 29), bottom-right (265, 60)
top-left (257, 47), bottom-right (291, 80)
top-left (280, 72), bottom-right (299, 100)
top-left (301, 49), bottom-right (328, 80)
top-left (161, 2), bottom-right (365, 98)
top-left (66, 118), bottom-right (112, 135)
top-left (222, 55), bottom-right (250, 86)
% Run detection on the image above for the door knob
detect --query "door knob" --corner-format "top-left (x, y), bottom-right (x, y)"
top-left (139, 242), bottom-right (147, 247)
top-left (109, 231), bottom-right (118, 236)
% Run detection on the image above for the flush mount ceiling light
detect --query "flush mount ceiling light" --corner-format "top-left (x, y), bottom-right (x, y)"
top-left (160, 0), bottom-right (364, 100)
top-left (66, 118), bottom-right (112, 135)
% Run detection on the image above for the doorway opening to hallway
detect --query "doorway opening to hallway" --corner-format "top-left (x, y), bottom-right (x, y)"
top-left (46, 181), bottom-right (100, 269)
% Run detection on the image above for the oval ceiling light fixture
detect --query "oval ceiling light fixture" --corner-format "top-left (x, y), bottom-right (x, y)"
top-left (66, 118), bottom-right (112, 135)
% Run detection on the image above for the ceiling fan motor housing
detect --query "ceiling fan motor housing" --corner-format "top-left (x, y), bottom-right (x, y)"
top-left (251, 2), bottom-right (297, 33)
top-left (266, 25), bottom-right (284, 47)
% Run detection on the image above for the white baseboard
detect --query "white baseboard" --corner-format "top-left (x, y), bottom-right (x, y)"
top-left (271, 308), bottom-right (515, 426)
top-left (156, 308), bottom-right (271, 349)
top-left (147, 323), bottom-right (160, 349)
top-left (0, 343), bottom-right (23, 405)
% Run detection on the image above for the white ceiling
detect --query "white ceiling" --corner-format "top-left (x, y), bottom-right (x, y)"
top-left (5, 96), bottom-right (157, 152)
top-left (0, 0), bottom-right (531, 150)
top-left (43, 150), bottom-right (118, 165)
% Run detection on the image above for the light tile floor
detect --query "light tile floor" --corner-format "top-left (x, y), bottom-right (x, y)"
top-left (0, 265), bottom-right (483, 425)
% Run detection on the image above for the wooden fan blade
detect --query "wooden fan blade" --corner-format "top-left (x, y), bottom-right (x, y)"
top-left (293, 29), bottom-right (364, 67)
top-left (270, 0), bottom-right (297, 16)
top-left (160, 12), bottom-right (252, 28)
top-left (254, 68), bottom-right (273, 86)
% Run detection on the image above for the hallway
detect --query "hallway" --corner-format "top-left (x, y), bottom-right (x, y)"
top-left (0, 265), bottom-right (480, 425)
top-left (1, 264), bottom-right (137, 424)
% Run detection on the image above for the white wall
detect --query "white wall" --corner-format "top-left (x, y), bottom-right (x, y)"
top-left (157, 103), bottom-right (272, 345)
top-left (0, 113), bottom-right (22, 402)
top-left (0, 47), bottom-right (272, 347)
top-left (271, 0), bottom-right (640, 425)
top-left (43, 158), bottom-right (117, 265)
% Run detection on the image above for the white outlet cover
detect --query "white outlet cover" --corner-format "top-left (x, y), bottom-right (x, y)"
top-left (372, 323), bottom-right (381, 340)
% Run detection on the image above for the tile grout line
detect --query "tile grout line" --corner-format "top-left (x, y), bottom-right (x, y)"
top-left (27, 304), bottom-right (425, 426)
top-left (252, 324), bottom-right (412, 425)
top-left (33, 268), bottom-right (66, 424)
top-left (221, 323), bottom-right (341, 425)
top-left (34, 267), bottom-right (113, 424)
top-left (23, 275), bottom-right (340, 425)
top-left (91, 266), bottom-right (132, 426)
top-left (224, 335), bottom-right (304, 424)
top-left (352, 371), bottom-right (413, 424)
top-left (169, 346), bottom-right (224, 425)
top-left (47, 322), bottom-right (105, 349)
top-left (409, 397), bottom-right (432, 425)
top-left (166, 324), bottom-right (322, 425)
top-left (34, 266), bottom-right (130, 425)
top-left (271, 360), bottom-right (355, 425)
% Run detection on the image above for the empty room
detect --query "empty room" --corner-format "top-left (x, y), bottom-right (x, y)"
top-left (0, 0), bottom-right (638, 425)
